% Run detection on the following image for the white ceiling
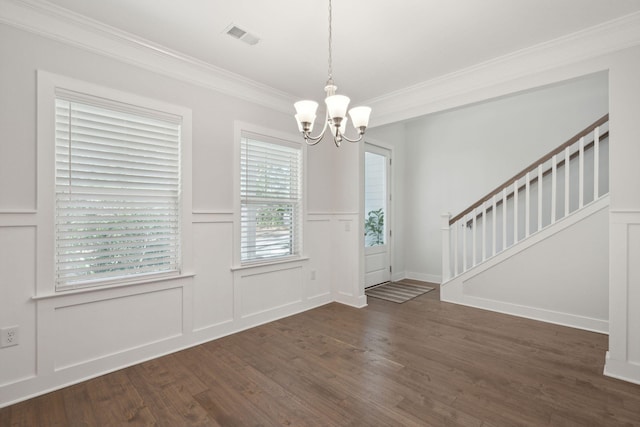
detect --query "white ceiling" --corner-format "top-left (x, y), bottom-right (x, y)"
top-left (44, 0), bottom-right (640, 105)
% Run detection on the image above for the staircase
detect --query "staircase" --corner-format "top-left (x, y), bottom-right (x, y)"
top-left (440, 114), bottom-right (610, 332)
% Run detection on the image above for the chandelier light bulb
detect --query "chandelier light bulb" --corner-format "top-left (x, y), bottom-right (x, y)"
top-left (348, 106), bottom-right (372, 129)
top-left (294, 100), bottom-right (319, 124)
top-left (325, 94), bottom-right (350, 120)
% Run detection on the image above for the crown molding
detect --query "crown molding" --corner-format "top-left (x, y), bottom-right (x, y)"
top-left (0, 0), bottom-right (297, 114)
top-left (2, 0), bottom-right (639, 124)
top-left (365, 11), bottom-right (640, 127)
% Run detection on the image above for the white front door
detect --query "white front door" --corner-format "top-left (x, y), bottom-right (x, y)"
top-left (364, 144), bottom-right (391, 287)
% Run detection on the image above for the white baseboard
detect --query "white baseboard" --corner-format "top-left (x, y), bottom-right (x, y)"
top-left (440, 292), bottom-right (608, 334)
top-left (604, 352), bottom-right (640, 385)
top-left (405, 271), bottom-right (442, 284)
top-left (391, 271), bottom-right (406, 282)
top-left (334, 292), bottom-right (368, 308)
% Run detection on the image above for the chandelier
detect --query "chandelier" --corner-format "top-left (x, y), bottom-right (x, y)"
top-left (293, 0), bottom-right (372, 147)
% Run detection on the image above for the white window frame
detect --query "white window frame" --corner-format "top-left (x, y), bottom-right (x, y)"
top-left (233, 122), bottom-right (306, 267)
top-left (36, 71), bottom-right (193, 294)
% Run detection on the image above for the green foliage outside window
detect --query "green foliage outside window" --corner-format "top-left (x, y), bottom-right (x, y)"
top-left (365, 208), bottom-right (385, 246)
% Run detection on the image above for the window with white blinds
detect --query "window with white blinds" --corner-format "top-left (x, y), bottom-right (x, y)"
top-left (240, 135), bottom-right (302, 263)
top-left (54, 96), bottom-right (182, 290)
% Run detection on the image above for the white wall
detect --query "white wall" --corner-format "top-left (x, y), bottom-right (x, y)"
top-left (606, 45), bottom-right (640, 385)
top-left (441, 197), bottom-right (609, 333)
top-left (330, 139), bottom-right (365, 307)
top-left (0, 22), bottom-right (354, 407)
top-left (396, 72), bottom-right (609, 281)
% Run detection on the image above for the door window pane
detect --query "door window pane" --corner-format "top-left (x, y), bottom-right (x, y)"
top-left (364, 151), bottom-right (386, 247)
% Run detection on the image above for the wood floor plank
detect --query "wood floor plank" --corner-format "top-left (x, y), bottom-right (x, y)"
top-left (6, 400), bottom-right (37, 427)
top-left (126, 362), bottom-right (216, 427)
top-left (60, 382), bottom-right (99, 427)
top-left (31, 392), bottom-right (68, 427)
top-left (201, 343), bottom-right (328, 427)
top-left (2, 282), bottom-right (640, 426)
top-left (180, 346), bottom-right (277, 426)
top-left (84, 370), bottom-right (157, 425)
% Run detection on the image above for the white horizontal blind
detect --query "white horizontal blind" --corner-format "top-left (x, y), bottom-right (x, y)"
top-left (55, 98), bottom-right (182, 289)
top-left (240, 136), bottom-right (301, 263)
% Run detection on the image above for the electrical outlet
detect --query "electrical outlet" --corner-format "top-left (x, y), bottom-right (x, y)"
top-left (310, 270), bottom-right (317, 280)
top-left (0, 326), bottom-right (19, 348)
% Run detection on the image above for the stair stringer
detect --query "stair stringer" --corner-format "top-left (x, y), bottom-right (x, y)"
top-left (441, 195), bottom-right (609, 333)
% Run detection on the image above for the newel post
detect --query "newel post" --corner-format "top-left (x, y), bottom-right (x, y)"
top-left (441, 213), bottom-right (451, 283)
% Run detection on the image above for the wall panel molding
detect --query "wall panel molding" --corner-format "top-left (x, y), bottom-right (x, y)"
top-left (192, 211), bottom-right (234, 223)
top-left (0, 212), bottom-right (37, 227)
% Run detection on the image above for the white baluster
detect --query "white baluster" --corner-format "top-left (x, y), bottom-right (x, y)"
top-left (551, 154), bottom-right (557, 224)
top-left (525, 172), bottom-right (531, 238)
top-left (462, 217), bottom-right (467, 272)
top-left (481, 202), bottom-right (486, 262)
top-left (492, 195), bottom-right (497, 257)
top-left (502, 188), bottom-right (507, 251)
top-left (538, 164), bottom-right (543, 231)
top-left (441, 213), bottom-right (451, 282)
top-left (453, 220), bottom-right (459, 276)
top-left (579, 136), bottom-right (584, 208)
top-left (514, 180), bottom-right (519, 244)
top-left (565, 146), bottom-right (570, 216)
top-left (472, 210), bottom-right (477, 266)
top-left (594, 126), bottom-right (600, 200)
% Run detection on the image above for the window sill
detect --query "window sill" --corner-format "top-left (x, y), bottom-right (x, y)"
top-left (32, 272), bottom-right (195, 301)
top-left (230, 256), bottom-right (309, 272)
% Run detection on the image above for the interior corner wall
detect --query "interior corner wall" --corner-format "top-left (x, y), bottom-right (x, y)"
top-left (0, 23), bottom-right (337, 407)
top-left (399, 72), bottom-right (609, 281)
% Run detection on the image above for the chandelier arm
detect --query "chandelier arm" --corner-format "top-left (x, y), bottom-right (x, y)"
top-left (300, 109), bottom-right (330, 142)
top-left (305, 136), bottom-right (324, 146)
top-left (303, 129), bottom-right (327, 145)
top-left (339, 132), bottom-right (365, 143)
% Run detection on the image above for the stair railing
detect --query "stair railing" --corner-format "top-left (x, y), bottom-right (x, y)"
top-left (441, 114), bottom-right (609, 282)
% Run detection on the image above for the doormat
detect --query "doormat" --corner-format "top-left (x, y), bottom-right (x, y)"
top-left (365, 280), bottom-right (434, 303)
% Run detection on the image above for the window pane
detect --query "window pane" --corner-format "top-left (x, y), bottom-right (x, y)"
top-left (364, 151), bottom-right (386, 247)
top-left (240, 135), bottom-right (301, 263)
top-left (55, 98), bottom-right (181, 289)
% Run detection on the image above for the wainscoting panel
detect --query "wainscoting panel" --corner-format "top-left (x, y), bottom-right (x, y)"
top-left (305, 216), bottom-right (332, 300)
top-left (236, 265), bottom-right (304, 320)
top-left (331, 214), bottom-right (366, 307)
top-left (0, 226), bottom-right (37, 387)
top-left (192, 221), bottom-right (234, 331)
top-left (52, 287), bottom-right (183, 370)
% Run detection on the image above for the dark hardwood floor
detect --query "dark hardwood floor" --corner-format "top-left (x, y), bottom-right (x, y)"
top-left (2, 281), bottom-right (640, 426)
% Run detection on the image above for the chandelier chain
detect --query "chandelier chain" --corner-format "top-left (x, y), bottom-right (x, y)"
top-left (327, 0), bottom-right (333, 82)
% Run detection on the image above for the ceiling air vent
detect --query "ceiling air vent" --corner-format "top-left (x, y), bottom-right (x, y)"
top-left (224, 24), bottom-right (260, 46)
